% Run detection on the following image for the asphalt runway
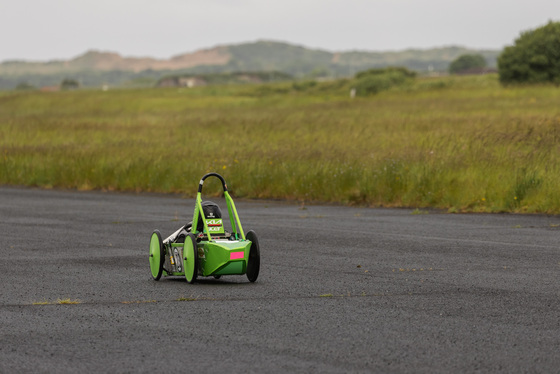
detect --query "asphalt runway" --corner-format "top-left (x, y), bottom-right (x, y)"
top-left (1, 186), bottom-right (559, 373)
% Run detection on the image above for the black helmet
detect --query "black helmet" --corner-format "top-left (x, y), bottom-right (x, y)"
top-left (196, 201), bottom-right (222, 232)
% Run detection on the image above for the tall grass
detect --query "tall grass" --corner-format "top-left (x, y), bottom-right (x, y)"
top-left (1, 75), bottom-right (560, 213)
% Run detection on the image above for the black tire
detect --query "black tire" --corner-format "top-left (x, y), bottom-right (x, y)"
top-left (149, 230), bottom-right (164, 281)
top-left (245, 230), bottom-right (260, 282)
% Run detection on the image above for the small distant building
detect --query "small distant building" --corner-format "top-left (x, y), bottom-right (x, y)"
top-left (157, 76), bottom-right (207, 88)
top-left (179, 77), bottom-right (207, 87)
top-left (40, 86), bottom-right (60, 92)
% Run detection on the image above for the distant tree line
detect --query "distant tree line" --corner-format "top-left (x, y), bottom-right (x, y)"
top-left (446, 21), bottom-right (560, 85)
top-left (1, 43), bottom-right (501, 90)
top-left (6, 23), bottom-right (560, 91)
top-left (498, 21), bottom-right (560, 84)
top-left (156, 71), bottom-right (292, 87)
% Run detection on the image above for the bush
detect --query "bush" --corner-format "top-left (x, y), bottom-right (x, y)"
top-left (353, 67), bottom-right (416, 96)
top-left (498, 21), bottom-right (560, 84)
top-left (355, 66), bottom-right (416, 80)
top-left (15, 82), bottom-right (36, 91)
top-left (449, 54), bottom-right (487, 74)
top-left (292, 80), bottom-right (317, 91)
top-left (60, 78), bottom-right (80, 90)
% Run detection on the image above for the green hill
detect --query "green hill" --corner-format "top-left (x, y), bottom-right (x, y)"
top-left (0, 40), bottom-right (499, 90)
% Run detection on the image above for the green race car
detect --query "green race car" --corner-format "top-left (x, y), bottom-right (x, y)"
top-left (149, 173), bottom-right (260, 283)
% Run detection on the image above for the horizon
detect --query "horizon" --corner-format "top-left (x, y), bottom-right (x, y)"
top-left (1, 0), bottom-right (559, 62)
top-left (0, 39), bottom-right (502, 64)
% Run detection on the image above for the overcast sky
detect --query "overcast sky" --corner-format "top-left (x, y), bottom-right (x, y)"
top-left (1, 0), bottom-right (558, 62)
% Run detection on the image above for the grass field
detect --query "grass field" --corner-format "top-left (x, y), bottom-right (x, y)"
top-left (1, 75), bottom-right (560, 213)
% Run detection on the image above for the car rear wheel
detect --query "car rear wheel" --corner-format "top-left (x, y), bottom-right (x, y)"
top-left (183, 233), bottom-right (199, 284)
top-left (245, 230), bottom-right (260, 282)
top-left (149, 230), bottom-right (164, 280)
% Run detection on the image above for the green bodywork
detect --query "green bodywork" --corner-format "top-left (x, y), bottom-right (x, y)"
top-left (198, 240), bottom-right (251, 276)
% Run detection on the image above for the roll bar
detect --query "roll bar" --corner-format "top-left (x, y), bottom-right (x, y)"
top-left (193, 172), bottom-right (245, 241)
top-left (198, 173), bottom-right (228, 193)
